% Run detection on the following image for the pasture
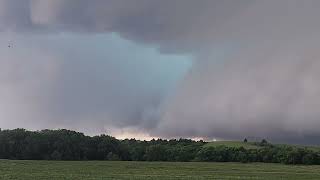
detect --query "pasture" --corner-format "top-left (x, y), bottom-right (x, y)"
top-left (0, 160), bottom-right (319, 180)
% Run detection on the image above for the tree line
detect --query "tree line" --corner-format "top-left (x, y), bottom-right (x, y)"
top-left (0, 129), bottom-right (319, 165)
top-left (197, 143), bottom-right (320, 165)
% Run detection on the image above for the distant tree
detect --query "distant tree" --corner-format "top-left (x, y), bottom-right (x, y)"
top-left (243, 138), bottom-right (248, 143)
top-left (51, 150), bottom-right (62, 160)
top-left (145, 145), bottom-right (167, 161)
top-left (237, 151), bottom-right (248, 163)
top-left (107, 152), bottom-right (120, 161)
top-left (260, 139), bottom-right (269, 146)
top-left (0, 128), bottom-right (319, 165)
top-left (302, 153), bottom-right (316, 165)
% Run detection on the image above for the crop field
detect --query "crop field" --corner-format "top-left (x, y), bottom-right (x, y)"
top-left (0, 160), bottom-right (320, 180)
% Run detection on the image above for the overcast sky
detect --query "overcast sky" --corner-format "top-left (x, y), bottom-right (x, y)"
top-left (1, 0), bottom-right (320, 144)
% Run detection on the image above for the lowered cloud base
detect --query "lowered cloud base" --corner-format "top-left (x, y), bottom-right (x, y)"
top-left (1, 0), bottom-right (320, 144)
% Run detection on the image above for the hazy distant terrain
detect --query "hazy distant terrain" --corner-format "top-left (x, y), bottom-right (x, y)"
top-left (206, 141), bottom-right (320, 151)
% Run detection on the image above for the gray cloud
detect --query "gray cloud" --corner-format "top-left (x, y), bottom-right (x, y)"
top-left (157, 47), bottom-right (320, 143)
top-left (0, 0), bottom-right (252, 52)
top-left (1, 0), bottom-right (320, 144)
top-left (0, 34), bottom-right (190, 135)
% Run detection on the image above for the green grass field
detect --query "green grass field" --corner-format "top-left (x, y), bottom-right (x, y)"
top-left (0, 160), bottom-right (320, 180)
top-left (206, 141), bottom-right (320, 151)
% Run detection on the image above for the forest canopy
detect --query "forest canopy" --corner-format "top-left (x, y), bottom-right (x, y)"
top-left (0, 129), bottom-right (319, 165)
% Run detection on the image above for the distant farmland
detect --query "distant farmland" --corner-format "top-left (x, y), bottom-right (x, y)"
top-left (206, 141), bottom-right (320, 151)
top-left (0, 160), bottom-right (320, 180)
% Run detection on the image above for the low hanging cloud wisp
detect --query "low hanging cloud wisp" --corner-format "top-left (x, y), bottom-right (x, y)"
top-left (0, 0), bottom-right (320, 144)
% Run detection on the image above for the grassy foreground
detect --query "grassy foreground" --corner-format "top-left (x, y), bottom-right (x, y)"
top-left (0, 160), bottom-right (320, 180)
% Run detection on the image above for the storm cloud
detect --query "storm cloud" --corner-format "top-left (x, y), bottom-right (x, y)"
top-left (1, 0), bottom-right (320, 144)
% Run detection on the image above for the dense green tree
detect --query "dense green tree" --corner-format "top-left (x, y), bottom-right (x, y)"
top-left (145, 144), bottom-right (167, 161)
top-left (0, 128), bottom-right (319, 165)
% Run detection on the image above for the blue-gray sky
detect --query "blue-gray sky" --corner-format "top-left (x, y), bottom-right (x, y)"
top-left (1, 0), bottom-right (320, 144)
top-left (0, 32), bottom-right (191, 136)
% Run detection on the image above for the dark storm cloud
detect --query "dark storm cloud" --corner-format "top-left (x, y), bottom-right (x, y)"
top-left (1, 0), bottom-right (320, 144)
top-left (0, 0), bottom-right (252, 52)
